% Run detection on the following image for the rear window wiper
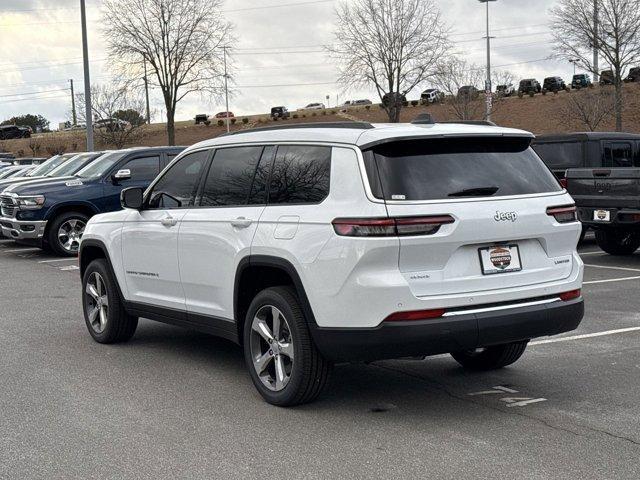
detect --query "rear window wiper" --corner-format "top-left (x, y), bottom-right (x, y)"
top-left (448, 186), bottom-right (500, 197)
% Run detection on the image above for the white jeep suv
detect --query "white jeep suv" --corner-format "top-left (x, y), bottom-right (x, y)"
top-left (79, 121), bottom-right (584, 406)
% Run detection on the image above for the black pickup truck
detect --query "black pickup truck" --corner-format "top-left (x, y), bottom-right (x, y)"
top-left (566, 168), bottom-right (640, 255)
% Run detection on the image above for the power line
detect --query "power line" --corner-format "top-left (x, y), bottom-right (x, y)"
top-left (235, 81), bottom-right (335, 88)
top-left (0, 88), bottom-right (69, 99)
top-left (223, 0), bottom-right (334, 13)
top-left (0, 93), bottom-right (69, 104)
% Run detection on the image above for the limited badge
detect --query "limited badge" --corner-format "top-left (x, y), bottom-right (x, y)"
top-left (489, 247), bottom-right (512, 270)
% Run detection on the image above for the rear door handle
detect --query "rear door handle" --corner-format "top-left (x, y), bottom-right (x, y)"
top-left (161, 216), bottom-right (178, 227)
top-left (231, 217), bottom-right (253, 229)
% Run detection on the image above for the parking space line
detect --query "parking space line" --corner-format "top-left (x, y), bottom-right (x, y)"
top-left (584, 275), bottom-right (640, 285)
top-left (530, 326), bottom-right (640, 345)
top-left (3, 247), bottom-right (41, 253)
top-left (584, 263), bottom-right (640, 273)
top-left (579, 251), bottom-right (606, 256)
top-left (38, 258), bottom-right (76, 263)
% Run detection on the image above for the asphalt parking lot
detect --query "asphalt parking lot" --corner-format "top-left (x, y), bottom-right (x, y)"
top-left (0, 236), bottom-right (639, 479)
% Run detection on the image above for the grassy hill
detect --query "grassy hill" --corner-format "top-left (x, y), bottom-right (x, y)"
top-left (3, 83), bottom-right (640, 157)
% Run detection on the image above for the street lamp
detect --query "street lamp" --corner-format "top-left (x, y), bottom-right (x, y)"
top-left (478, 0), bottom-right (497, 122)
top-left (569, 58), bottom-right (580, 75)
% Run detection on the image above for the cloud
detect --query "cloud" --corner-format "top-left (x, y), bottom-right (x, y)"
top-left (0, 0), bottom-right (582, 128)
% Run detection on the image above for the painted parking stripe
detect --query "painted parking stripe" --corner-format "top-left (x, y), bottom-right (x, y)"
top-left (3, 247), bottom-right (41, 253)
top-left (584, 263), bottom-right (640, 273)
top-left (530, 326), bottom-right (640, 345)
top-left (38, 258), bottom-right (76, 263)
top-left (579, 251), bottom-right (607, 256)
top-left (584, 275), bottom-right (640, 285)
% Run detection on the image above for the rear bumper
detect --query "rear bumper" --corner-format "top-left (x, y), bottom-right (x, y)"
top-left (578, 207), bottom-right (640, 229)
top-left (310, 297), bottom-right (584, 363)
top-left (0, 216), bottom-right (47, 241)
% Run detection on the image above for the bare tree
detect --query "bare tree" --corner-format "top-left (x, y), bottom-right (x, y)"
top-left (432, 58), bottom-right (485, 121)
top-left (328, 0), bottom-right (449, 122)
top-left (76, 84), bottom-right (146, 149)
top-left (102, 0), bottom-right (233, 145)
top-left (557, 88), bottom-right (615, 131)
top-left (550, 0), bottom-right (640, 131)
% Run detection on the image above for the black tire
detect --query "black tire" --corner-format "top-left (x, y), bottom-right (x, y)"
top-left (595, 229), bottom-right (640, 256)
top-left (47, 211), bottom-right (89, 257)
top-left (451, 341), bottom-right (528, 371)
top-left (82, 258), bottom-right (138, 344)
top-left (243, 286), bottom-right (332, 407)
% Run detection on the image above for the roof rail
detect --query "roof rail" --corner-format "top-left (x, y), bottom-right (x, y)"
top-left (439, 120), bottom-right (498, 127)
top-left (219, 121), bottom-right (375, 137)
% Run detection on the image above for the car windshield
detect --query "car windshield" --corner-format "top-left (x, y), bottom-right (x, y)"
top-left (26, 155), bottom-right (70, 177)
top-left (47, 152), bottom-right (101, 177)
top-left (363, 137), bottom-right (562, 201)
top-left (76, 151), bottom-right (127, 179)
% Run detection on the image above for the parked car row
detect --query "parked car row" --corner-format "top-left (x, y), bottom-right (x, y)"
top-left (0, 147), bottom-right (184, 256)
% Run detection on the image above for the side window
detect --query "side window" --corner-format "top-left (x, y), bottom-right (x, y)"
top-left (268, 145), bottom-right (331, 204)
top-left (148, 150), bottom-right (209, 209)
top-left (120, 155), bottom-right (160, 182)
top-left (200, 146), bottom-right (265, 207)
top-left (603, 142), bottom-right (633, 167)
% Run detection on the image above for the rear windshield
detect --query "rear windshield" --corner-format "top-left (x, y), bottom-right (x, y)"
top-left (363, 137), bottom-right (561, 201)
top-left (532, 141), bottom-right (584, 169)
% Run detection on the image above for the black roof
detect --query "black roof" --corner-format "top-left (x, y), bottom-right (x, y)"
top-left (534, 132), bottom-right (640, 143)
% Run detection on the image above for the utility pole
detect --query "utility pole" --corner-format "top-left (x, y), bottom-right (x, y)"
top-left (143, 57), bottom-right (151, 124)
top-left (69, 79), bottom-right (77, 125)
top-left (223, 46), bottom-right (230, 133)
top-left (478, 0), bottom-right (497, 122)
top-left (80, 0), bottom-right (94, 150)
top-left (593, 0), bottom-right (599, 83)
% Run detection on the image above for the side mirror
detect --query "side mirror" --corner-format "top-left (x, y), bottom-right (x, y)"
top-left (113, 169), bottom-right (131, 182)
top-left (120, 187), bottom-right (144, 210)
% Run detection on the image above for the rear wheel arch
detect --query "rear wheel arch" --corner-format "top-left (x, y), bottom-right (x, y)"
top-left (234, 256), bottom-right (317, 345)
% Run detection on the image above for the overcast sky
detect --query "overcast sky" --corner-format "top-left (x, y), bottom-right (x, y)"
top-left (0, 0), bottom-right (573, 128)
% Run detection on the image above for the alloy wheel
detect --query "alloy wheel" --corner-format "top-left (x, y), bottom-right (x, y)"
top-left (249, 305), bottom-right (295, 392)
top-left (85, 272), bottom-right (109, 334)
top-left (58, 218), bottom-right (86, 253)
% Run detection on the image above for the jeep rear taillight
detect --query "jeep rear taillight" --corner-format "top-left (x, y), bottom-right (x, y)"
top-left (559, 289), bottom-right (581, 301)
top-left (332, 215), bottom-right (454, 237)
top-left (384, 308), bottom-right (446, 322)
top-left (546, 205), bottom-right (577, 223)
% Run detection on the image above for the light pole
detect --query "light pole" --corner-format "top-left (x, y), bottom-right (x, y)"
top-left (80, 0), bottom-right (93, 150)
top-left (478, 0), bottom-right (497, 122)
top-left (223, 46), bottom-right (230, 133)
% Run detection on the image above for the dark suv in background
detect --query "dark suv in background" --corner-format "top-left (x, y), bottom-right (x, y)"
top-left (599, 70), bottom-right (615, 86)
top-left (518, 79), bottom-right (541, 95)
top-left (624, 67), bottom-right (640, 83)
top-left (0, 125), bottom-right (31, 139)
top-left (543, 76), bottom-right (566, 92)
top-left (572, 74), bottom-right (592, 89)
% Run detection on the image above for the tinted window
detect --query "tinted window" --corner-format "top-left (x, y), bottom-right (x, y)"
top-left (268, 145), bottom-right (331, 204)
top-left (148, 150), bottom-right (209, 208)
top-left (365, 137), bottom-right (561, 201)
top-left (119, 155), bottom-right (160, 182)
top-left (76, 151), bottom-right (127, 179)
top-left (532, 141), bottom-right (584, 170)
top-left (603, 142), bottom-right (634, 167)
top-left (200, 146), bottom-right (265, 207)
